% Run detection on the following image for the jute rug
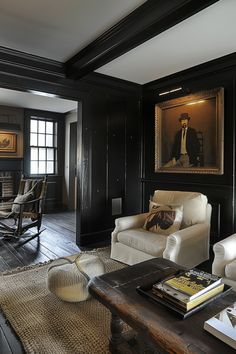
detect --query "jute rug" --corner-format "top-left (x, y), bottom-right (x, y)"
top-left (0, 248), bottom-right (125, 354)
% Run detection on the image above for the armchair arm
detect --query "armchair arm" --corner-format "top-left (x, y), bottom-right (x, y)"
top-left (111, 213), bottom-right (148, 242)
top-left (163, 223), bottom-right (210, 269)
top-left (212, 233), bottom-right (236, 277)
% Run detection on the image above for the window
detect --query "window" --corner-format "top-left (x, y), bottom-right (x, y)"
top-left (30, 117), bottom-right (58, 175)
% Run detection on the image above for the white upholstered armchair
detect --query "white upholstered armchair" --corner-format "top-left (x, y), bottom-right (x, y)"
top-left (212, 234), bottom-right (236, 290)
top-left (110, 190), bottom-right (212, 269)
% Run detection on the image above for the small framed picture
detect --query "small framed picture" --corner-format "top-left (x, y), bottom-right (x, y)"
top-left (0, 133), bottom-right (17, 153)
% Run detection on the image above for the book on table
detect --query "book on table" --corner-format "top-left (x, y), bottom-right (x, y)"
top-left (151, 268), bottom-right (223, 312)
top-left (152, 282), bottom-right (224, 311)
top-left (204, 302), bottom-right (236, 349)
top-left (153, 268), bottom-right (222, 300)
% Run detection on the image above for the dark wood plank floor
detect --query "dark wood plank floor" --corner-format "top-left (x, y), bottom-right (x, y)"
top-left (0, 211), bottom-right (80, 272)
top-left (0, 211), bottom-right (81, 354)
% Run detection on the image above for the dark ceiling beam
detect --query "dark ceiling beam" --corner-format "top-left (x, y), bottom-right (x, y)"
top-left (65, 0), bottom-right (219, 80)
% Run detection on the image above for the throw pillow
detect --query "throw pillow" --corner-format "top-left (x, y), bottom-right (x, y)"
top-left (12, 190), bottom-right (34, 213)
top-left (143, 204), bottom-right (183, 235)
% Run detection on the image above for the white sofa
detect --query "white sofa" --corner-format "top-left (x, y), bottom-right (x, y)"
top-left (110, 190), bottom-right (212, 268)
top-left (212, 234), bottom-right (236, 290)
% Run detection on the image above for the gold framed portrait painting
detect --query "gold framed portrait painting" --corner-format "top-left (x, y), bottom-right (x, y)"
top-left (0, 133), bottom-right (17, 153)
top-left (155, 87), bottom-right (224, 175)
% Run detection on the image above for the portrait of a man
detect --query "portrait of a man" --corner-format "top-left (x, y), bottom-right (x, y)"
top-left (165, 112), bottom-right (200, 168)
top-left (154, 88), bottom-right (224, 174)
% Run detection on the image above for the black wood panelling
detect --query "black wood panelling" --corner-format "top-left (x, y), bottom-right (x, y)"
top-left (142, 54), bottom-right (236, 245)
top-left (79, 87), bottom-right (142, 246)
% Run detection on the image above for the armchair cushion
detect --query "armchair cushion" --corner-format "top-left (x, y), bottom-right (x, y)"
top-left (117, 228), bottom-right (167, 257)
top-left (143, 204), bottom-right (183, 235)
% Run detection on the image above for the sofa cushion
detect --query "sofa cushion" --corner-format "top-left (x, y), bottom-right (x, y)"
top-left (143, 204), bottom-right (183, 235)
top-left (152, 190), bottom-right (207, 227)
top-left (117, 228), bottom-right (167, 257)
top-left (225, 260), bottom-right (236, 281)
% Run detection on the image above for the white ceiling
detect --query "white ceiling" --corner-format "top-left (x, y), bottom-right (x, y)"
top-left (0, 0), bottom-right (235, 109)
top-left (96, 0), bottom-right (236, 84)
top-left (0, 0), bottom-right (145, 111)
top-left (0, 0), bottom-right (145, 61)
top-left (0, 88), bottom-right (77, 113)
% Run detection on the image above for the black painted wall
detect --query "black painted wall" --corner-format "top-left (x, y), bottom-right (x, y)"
top-left (142, 53), bottom-right (236, 245)
top-left (79, 80), bottom-right (142, 245)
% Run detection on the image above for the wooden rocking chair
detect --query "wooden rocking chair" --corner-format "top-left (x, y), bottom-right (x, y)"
top-left (0, 176), bottom-right (47, 246)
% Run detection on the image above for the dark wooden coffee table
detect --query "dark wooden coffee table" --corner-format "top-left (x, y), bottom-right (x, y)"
top-left (89, 257), bottom-right (236, 354)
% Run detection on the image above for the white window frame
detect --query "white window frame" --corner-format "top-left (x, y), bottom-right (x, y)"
top-left (29, 117), bottom-right (58, 175)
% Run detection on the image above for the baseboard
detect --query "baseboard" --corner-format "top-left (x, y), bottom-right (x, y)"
top-left (78, 229), bottom-right (112, 247)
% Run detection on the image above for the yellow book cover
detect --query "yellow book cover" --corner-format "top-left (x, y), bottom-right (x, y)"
top-left (163, 269), bottom-right (221, 300)
top-left (153, 283), bottom-right (224, 311)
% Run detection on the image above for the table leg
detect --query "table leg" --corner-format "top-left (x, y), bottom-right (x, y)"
top-left (109, 313), bottom-right (124, 353)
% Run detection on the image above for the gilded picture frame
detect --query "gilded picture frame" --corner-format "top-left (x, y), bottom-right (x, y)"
top-left (0, 132), bottom-right (17, 153)
top-left (155, 87), bottom-right (224, 174)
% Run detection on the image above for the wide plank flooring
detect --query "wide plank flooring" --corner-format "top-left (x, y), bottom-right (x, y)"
top-left (0, 211), bottom-right (80, 271)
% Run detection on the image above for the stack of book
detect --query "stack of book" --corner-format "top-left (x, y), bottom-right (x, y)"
top-left (151, 268), bottom-right (224, 314)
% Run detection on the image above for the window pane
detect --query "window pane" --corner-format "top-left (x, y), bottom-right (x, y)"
top-left (38, 121), bottom-right (45, 133)
top-left (46, 121), bottom-right (53, 134)
top-left (30, 161), bottom-right (38, 174)
top-left (54, 134), bottom-right (57, 147)
top-left (47, 161), bottom-right (54, 174)
top-left (47, 148), bottom-right (54, 160)
top-left (30, 133), bottom-right (37, 145)
top-left (31, 147), bottom-right (38, 160)
top-left (30, 118), bottom-right (57, 176)
top-left (38, 134), bottom-right (45, 146)
top-left (55, 150), bottom-right (58, 174)
top-left (39, 161), bottom-right (46, 174)
top-left (39, 148), bottom-right (46, 160)
top-left (46, 134), bottom-right (53, 147)
top-left (31, 120), bottom-right (38, 133)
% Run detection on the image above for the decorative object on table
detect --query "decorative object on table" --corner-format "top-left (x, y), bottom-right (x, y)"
top-left (47, 253), bottom-right (105, 302)
top-left (204, 302), bottom-right (236, 349)
top-left (155, 87), bottom-right (224, 175)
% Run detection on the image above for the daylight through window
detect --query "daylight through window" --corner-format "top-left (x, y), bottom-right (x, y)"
top-left (30, 117), bottom-right (57, 175)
